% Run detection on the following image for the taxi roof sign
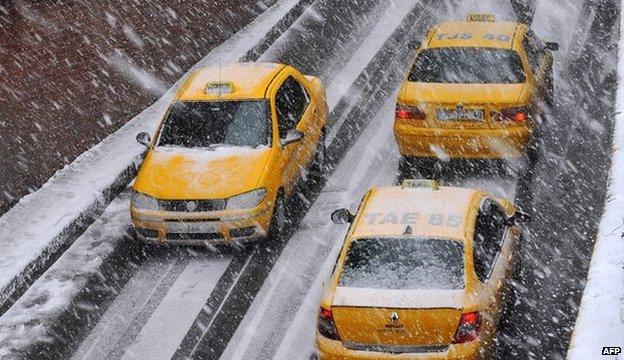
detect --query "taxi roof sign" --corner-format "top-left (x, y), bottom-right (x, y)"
top-left (401, 179), bottom-right (440, 190)
top-left (467, 13), bottom-right (496, 22)
top-left (206, 82), bottom-right (235, 95)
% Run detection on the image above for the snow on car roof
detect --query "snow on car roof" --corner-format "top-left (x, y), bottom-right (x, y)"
top-left (428, 21), bottom-right (520, 49)
top-left (176, 62), bottom-right (286, 101)
top-left (350, 186), bottom-right (480, 241)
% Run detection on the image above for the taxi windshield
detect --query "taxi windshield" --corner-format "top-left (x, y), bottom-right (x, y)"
top-left (408, 47), bottom-right (526, 84)
top-left (158, 100), bottom-right (270, 148)
top-left (339, 238), bottom-right (465, 290)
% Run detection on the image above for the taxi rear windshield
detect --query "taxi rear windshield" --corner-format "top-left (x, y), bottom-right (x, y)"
top-left (158, 100), bottom-right (270, 148)
top-left (408, 47), bottom-right (526, 84)
top-left (339, 238), bottom-right (465, 290)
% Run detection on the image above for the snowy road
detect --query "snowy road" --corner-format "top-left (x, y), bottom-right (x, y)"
top-left (0, 0), bottom-right (619, 359)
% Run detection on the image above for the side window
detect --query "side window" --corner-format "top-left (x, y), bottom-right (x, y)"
top-left (275, 76), bottom-right (310, 139)
top-left (472, 199), bottom-right (508, 282)
top-left (522, 30), bottom-right (545, 74)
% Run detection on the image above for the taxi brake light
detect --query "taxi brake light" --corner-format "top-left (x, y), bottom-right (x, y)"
top-left (452, 312), bottom-right (482, 344)
top-left (318, 307), bottom-right (341, 340)
top-left (396, 104), bottom-right (426, 120)
top-left (499, 107), bottom-right (530, 123)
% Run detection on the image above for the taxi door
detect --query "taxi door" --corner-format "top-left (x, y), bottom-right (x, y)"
top-left (271, 72), bottom-right (317, 195)
top-left (471, 199), bottom-right (510, 343)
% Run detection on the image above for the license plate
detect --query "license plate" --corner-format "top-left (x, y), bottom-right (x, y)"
top-left (436, 108), bottom-right (485, 121)
top-left (167, 222), bottom-right (219, 234)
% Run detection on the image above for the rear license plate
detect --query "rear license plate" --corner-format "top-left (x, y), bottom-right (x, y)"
top-left (167, 222), bottom-right (219, 234)
top-left (436, 108), bottom-right (485, 121)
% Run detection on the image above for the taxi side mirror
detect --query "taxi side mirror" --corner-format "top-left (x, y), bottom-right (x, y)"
top-left (136, 132), bottom-right (151, 147)
top-left (545, 42), bottom-right (559, 51)
top-left (507, 211), bottom-right (531, 226)
top-left (280, 130), bottom-right (304, 147)
top-left (331, 208), bottom-right (354, 224)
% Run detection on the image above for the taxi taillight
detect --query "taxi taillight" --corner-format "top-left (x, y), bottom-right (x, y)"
top-left (499, 107), bottom-right (530, 123)
top-left (396, 104), bottom-right (426, 120)
top-left (318, 307), bottom-right (341, 340)
top-left (452, 312), bottom-right (482, 344)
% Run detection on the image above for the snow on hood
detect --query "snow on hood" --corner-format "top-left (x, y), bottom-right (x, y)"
top-left (134, 145), bottom-right (272, 200)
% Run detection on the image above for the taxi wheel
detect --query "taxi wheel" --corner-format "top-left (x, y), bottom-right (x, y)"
top-left (545, 72), bottom-right (555, 106)
top-left (526, 135), bottom-right (541, 173)
top-left (268, 192), bottom-right (287, 240)
top-left (309, 130), bottom-right (327, 181)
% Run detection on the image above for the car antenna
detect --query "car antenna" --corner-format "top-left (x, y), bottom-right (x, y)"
top-left (403, 226), bottom-right (413, 235)
top-left (218, 58), bottom-right (222, 97)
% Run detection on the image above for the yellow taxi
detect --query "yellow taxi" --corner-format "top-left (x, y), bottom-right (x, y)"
top-left (316, 180), bottom-right (529, 359)
top-left (394, 14), bottom-right (559, 164)
top-left (130, 62), bottom-right (328, 245)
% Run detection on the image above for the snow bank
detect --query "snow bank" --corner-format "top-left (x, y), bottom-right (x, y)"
top-left (0, 196), bottom-right (131, 358)
top-left (567, 1), bottom-right (624, 357)
top-left (0, 0), bottom-right (302, 311)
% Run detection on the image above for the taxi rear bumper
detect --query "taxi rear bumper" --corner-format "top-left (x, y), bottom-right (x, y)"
top-left (394, 123), bottom-right (531, 159)
top-left (316, 335), bottom-right (483, 360)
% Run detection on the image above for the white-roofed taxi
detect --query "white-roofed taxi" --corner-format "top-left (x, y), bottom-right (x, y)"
top-left (131, 62), bottom-right (328, 245)
top-left (315, 180), bottom-right (530, 359)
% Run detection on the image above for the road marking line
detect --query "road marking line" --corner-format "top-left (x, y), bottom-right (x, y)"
top-left (121, 257), bottom-right (231, 360)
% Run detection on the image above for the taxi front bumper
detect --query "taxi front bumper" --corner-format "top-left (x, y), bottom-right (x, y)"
top-left (316, 335), bottom-right (484, 360)
top-left (394, 123), bottom-right (531, 159)
top-left (131, 201), bottom-right (273, 245)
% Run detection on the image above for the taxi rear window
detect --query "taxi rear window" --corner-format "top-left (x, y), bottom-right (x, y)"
top-left (408, 47), bottom-right (526, 84)
top-left (158, 100), bottom-right (270, 148)
top-left (339, 238), bottom-right (465, 290)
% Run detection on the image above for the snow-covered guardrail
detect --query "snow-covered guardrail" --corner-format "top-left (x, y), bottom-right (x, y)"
top-left (567, 0), bottom-right (624, 357)
top-left (0, 0), bottom-right (306, 314)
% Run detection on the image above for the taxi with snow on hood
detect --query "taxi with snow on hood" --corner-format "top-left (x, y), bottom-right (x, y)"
top-left (395, 14), bottom-right (559, 165)
top-left (316, 180), bottom-right (530, 359)
top-left (131, 62), bottom-right (328, 245)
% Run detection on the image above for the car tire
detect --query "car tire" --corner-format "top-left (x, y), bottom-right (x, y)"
top-left (508, 232), bottom-right (525, 307)
top-left (526, 132), bottom-right (540, 173)
top-left (309, 130), bottom-right (327, 182)
top-left (268, 191), bottom-right (287, 241)
top-left (545, 71), bottom-right (555, 107)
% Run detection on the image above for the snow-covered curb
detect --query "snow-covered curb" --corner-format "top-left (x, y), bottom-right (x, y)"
top-left (0, 0), bottom-right (304, 312)
top-left (567, 2), bottom-right (624, 357)
top-left (0, 195), bottom-right (132, 359)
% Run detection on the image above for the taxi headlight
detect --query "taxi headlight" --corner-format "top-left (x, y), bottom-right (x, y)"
top-left (131, 190), bottom-right (159, 211)
top-left (226, 188), bottom-right (266, 210)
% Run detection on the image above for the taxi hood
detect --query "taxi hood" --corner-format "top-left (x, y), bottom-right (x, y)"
top-left (399, 81), bottom-right (530, 105)
top-left (134, 146), bottom-right (272, 200)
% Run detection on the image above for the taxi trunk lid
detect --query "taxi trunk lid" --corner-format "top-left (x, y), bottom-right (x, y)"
top-left (399, 82), bottom-right (529, 128)
top-left (331, 288), bottom-right (464, 348)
